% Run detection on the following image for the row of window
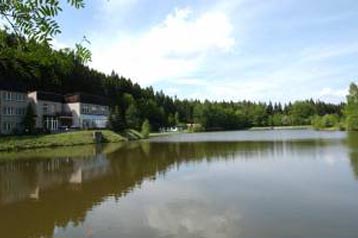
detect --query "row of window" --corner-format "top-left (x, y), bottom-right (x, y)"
top-left (2, 122), bottom-right (21, 132)
top-left (81, 105), bottom-right (109, 115)
top-left (2, 91), bottom-right (26, 102)
top-left (2, 107), bottom-right (26, 116)
top-left (81, 118), bottom-right (108, 128)
top-left (43, 103), bottom-right (58, 114)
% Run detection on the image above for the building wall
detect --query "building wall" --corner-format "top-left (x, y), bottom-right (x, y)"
top-left (66, 102), bottom-right (109, 129)
top-left (79, 103), bottom-right (109, 129)
top-left (80, 103), bottom-right (109, 116)
top-left (28, 92), bottom-right (63, 129)
top-left (65, 103), bottom-right (81, 128)
top-left (1, 91), bottom-right (110, 134)
top-left (0, 90), bottom-right (29, 135)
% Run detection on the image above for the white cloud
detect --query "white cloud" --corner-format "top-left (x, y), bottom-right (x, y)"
top-left (85, 1), bottom-right (354, 103)
top-left (90, 7), bottom-right (235, 85)
top-left (319, 87), bottom-right (347, 98)
top-left (145, 200), bottom-right (241, 238)
top-left (51, 38), bottom-right (70, 50)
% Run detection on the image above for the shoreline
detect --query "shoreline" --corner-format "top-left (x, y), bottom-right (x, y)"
top-left (0, 130), bottom-right (127, 152)
top-left (249, 125), bottom-right (312, 131)
top-left (0, 126), bottom-right (343, 153)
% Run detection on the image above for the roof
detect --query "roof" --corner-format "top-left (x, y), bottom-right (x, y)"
top-left (64, 92), bottom-right (109, 106)
top-left (35, 91), bottom-right (64, 103)
top-left (0, 80), bottom-right (27, 92)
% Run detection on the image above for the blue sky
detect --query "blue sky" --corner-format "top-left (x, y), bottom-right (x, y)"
top-left (54, 0), bottom-right (358, 103)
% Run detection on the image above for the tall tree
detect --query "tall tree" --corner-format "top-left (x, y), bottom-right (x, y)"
top-left (125, 103), bottom-right (141, 130)
top-left (345, 83), bottom-right (358, 131)
top-left (109, 106), bottom-right (126, 132)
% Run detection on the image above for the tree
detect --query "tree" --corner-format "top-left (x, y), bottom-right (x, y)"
top-left (22, 103), bottom-right (35, 134)
top-left (0, 0), bottom-right (84, 42)
top-left (125, 103), bottom-right (141, 130)
top-left (289, 101), bottom-right (315, 125)
top-left (345, 83), bottom-right (358, 131)
top-left (174, 112), bottom-right (180, 125)
top-left (141, 119), bottom-right (151, 138)
top-left (109, 106), bottom-right (125, 132)
top-left (0, 0), bottom-right (91, 63)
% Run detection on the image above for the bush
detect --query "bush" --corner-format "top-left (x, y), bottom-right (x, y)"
top-left (141, 119), bottom-right (151, 138)
top-left (312, 114), bottom-right (339, 130)
top-left (188, 123), bottom-right (204, 132)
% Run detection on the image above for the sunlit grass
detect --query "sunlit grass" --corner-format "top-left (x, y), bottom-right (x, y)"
top-left (0, 130), bottom-right (126, 151)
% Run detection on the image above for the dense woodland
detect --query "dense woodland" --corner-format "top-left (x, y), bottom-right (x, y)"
top-left (0, 30), bottom-right (355, 132)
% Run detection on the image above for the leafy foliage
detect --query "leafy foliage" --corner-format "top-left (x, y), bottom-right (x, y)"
top-left (141, 119), bottom-right (151, 138)
top-left (0, 0), bottom-right (84, 42)
top-left (109, 106), bottom-right (126, 132)
top-left (0, 0), bottom-right (90, 63)
top-left (344, 83), bottom-right (358, 131)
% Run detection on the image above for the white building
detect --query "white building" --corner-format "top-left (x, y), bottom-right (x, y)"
top-left (0, 82), bottom-right (110, 134)
top-left (0, 83), bottom-right (29, 135)
top-left (64, 93), bottom-right (110, 129)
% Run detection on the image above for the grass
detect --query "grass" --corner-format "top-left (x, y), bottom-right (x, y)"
top-left (0, 143), bottom-right (127, 161)
top-left (121, 129), bottom-right (144, 140)
top-left (0, 130), bottom-right (126, 152)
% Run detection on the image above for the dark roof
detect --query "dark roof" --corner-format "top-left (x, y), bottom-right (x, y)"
top-left (64, 93), bottom-right (109, 106)
top-left (36, 91), bottom-right (64, 103)
top-left (0, 80), bottom-right (27, 92)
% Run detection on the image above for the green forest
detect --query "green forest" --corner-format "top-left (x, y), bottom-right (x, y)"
top-left (0, 30), bottom-right (357, 132)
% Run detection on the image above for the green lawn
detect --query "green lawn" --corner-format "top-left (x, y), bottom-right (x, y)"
top-left (0, 130), bottom-right (126, 151)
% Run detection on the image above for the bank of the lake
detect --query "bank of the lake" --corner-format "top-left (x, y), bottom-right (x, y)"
top-left (0, 125), bottom-right (346, 152)
top-left (0, 130), bottom-right (126, 151)
top-left (249, 125), bottom-right (312, 130)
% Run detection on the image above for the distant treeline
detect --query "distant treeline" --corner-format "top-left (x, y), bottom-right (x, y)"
top-left (0, 30), bottom-right (352, 131)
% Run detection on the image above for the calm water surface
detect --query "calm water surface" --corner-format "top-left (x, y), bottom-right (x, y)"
top-left (0, 130), bottom-right (358, 238)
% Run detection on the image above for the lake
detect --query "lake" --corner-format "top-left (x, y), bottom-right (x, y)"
top-left (0, 130), bottom-right (358, 238)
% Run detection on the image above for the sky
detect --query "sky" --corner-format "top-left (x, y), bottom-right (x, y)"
top-left (54, 0), bottom-right (358, 103)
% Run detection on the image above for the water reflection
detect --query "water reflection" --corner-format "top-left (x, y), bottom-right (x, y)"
top-left (347, 132), bottom-right (358, 179)
top-left (0, 131), bottom-right (357, 238)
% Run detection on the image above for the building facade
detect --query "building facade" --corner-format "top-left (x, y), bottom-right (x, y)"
top-left (0, 89), bottom-right (29, 135)
top-left (28, 91), bottom-right (65, 131)
top-left (64, 93), bottom-right (110, 129)
top-left (0, 84), bottom-right (110, 135)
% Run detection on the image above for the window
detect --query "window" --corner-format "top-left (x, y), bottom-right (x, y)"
top-left (51, 104), bottom-right (56, 113)
top-left (2, 122), bottom-right (13, 131)
top-left (2, 107), bottom-right (14, 115)
top-left (15, 108), bottom-right (26, 115)
top-left (15, 93), bottom-right (25, 101)
top-left (11, 92), bottom-right (16, 101)
top-left (81, 105), bottom-right (90, 114)
top-left (43, 103), bottom-right (48, 114)
top-left (5, 92), bottom-right (11, 101)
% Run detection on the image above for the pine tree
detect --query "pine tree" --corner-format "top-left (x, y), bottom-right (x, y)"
top-left (22, 103), bottom-right (36, 134)
top-left (125, 103), bottom-right (141, 129)
top-left (109, 106), bottom-right (126, 132)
